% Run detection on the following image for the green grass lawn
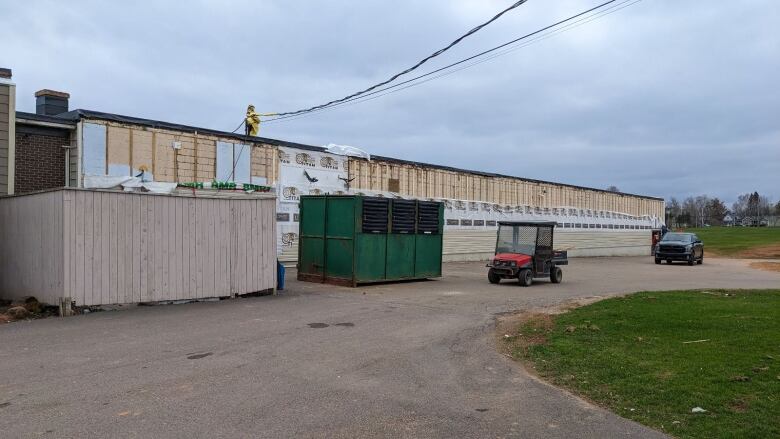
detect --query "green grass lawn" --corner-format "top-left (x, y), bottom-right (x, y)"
top-left (510, 290), bottom-right (780, 439)
top-left (683, 227), bottom-right (780, 256)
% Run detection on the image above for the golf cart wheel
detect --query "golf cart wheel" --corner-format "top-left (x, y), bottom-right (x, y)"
top-left (654, 258), bottom-right (661, 265)
top-left (518, 269), bottom-right (533, 287)
top-left (550, 267), bottom-right (563, 284)
top-left (687, 253), bottom-right (695, 266)
top-left (488, 268), bottom-right (501, 284)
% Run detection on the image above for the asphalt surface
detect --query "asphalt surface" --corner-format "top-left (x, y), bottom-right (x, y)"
top-left (2, 257), bottom-right (779, 438)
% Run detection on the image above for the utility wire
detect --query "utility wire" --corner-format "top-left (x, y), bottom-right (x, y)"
top-left (264, 0), bottom-right (636, 124)
top-left (273, 0), bottom-right (531, 117)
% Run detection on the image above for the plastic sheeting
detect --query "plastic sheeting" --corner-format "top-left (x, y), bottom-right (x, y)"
top-left (84, 175), bottom-right (133, 189)
top-left (82, 175), bottom-right (177, 194)
top-left (142, 182), bottom-right (177, 194)
top-left (324, 143), bottom-right (370, 161)
top-left (121, 177), bottom-right (144, 192)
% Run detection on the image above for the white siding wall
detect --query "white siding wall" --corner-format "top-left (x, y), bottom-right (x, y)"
top-left (442, 230), bottom-right (652, 262)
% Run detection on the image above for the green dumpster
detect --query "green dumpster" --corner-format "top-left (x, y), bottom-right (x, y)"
top-left (297, 195), bottom-right (443, 286)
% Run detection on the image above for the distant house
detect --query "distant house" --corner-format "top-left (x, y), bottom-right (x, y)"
top-left (723, 214), bottom-right (734, 226)
top-left (738, 216), bottom-right (768, 227)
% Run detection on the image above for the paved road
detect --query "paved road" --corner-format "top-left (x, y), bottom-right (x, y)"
top-left (1, 257), bottom-right (779, 438)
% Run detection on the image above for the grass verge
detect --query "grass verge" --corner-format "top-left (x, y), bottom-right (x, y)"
top-left (503, 290), bottom-right (780, 439)
top-left (683, 227), bottom-right (780, 257)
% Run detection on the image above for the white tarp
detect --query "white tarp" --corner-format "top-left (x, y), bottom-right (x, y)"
top-left (84, 175), bottom-right (176, 194)
top-left (324, 143), bottom-right (370, 161)
top-left (84, 175), bottom-right (133, 189)
top-left (142, 182), bottom-right (178, 194)
top-left (121, 177), bottom-right (144, 191)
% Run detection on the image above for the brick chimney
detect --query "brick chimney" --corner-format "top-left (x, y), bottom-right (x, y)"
top-left (35, 89), bottom-right (70, 116)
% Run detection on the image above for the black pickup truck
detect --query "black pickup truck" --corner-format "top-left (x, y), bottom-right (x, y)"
top-left (655, 232), bottom-right (704, 265)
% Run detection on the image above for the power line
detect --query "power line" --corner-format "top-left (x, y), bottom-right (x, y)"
top-left (264, 0), bottom-right (638, 124)
top-left (273, 0), bottom-right (531, 117)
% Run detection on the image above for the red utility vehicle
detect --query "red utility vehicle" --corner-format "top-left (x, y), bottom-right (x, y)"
top-left (486, 221), bottom-right (568, 286)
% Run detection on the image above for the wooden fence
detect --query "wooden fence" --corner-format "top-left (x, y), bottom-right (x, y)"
top-left (0, 189), bottom-right (276, 306)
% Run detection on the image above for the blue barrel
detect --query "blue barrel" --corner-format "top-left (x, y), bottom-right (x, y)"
top-left (277, 260), bottom-right (285, 291)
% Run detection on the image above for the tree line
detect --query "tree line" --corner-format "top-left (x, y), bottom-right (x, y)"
top-left (666, 192), bottom-right (779, 227)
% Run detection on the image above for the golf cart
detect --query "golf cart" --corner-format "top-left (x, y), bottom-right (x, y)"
top-left (486, 221), bottom-right (568, 286)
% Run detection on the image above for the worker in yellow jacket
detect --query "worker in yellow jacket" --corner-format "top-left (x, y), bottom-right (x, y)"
top-left (245, 105), bottom-right (276, 136)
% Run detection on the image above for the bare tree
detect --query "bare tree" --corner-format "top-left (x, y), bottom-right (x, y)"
top-left (680, 196), bottom-right (711, 227)
top-left (666, 197), bottom-right (681, 227)
top-left (732, 193), bottom-right (751, 218)
top-left (681, 197), bottom-right (697, 227)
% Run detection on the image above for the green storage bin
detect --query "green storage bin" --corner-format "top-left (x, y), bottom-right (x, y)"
top-left (297, 195), bottom-right (443, 286)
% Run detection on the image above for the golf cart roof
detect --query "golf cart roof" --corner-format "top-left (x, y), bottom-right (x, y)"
top-left (498, 221), bottom-right (558, 227)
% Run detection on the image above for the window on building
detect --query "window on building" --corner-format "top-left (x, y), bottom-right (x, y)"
top-left (216, 141), bottom-right (251, 183)
top-left (82, 123), bottom-right (107, 176)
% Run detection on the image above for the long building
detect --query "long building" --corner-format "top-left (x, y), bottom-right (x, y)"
top-left (0, 70), bottom-right (665, 262)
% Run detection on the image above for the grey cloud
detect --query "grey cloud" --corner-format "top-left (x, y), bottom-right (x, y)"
top-left (2, 0), bottom-right (778, 204)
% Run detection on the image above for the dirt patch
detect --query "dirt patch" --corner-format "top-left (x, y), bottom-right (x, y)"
top-left (708, 244), bottom-right (780, 259)
top-left (728, 396), bottom-right (754, 413)
top-left (738, 244), bottom-right (780, 259)
top-left (749, 262), bottom-right (780, 273)
top-left (495, 295), bottom-right (608, 358)
top-left (496, 311), bottom-right (554, 358)
top-left (525, 295), bottom-right (608, 316)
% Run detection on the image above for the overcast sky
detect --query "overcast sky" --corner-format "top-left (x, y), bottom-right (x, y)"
top-left (2, 0), bottom-right (778, 205)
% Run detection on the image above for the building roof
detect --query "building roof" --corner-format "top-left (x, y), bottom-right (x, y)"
top-left (16, 111), bottom-right (78, 126)
top-left (37, 108), bottom-right (662, 201)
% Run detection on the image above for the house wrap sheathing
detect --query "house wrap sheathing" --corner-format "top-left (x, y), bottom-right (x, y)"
top-left (54, 111), bottom-right (664, 262)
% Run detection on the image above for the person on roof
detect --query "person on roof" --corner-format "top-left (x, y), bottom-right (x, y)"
top-left (244, 105), bottom-right (276, 136)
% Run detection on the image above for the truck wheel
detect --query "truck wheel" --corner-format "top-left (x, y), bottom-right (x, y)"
top-left (550, 267), bottom-right (563, 284)
top-left (687, 253), bottom-right (695, 266)
top-left (488, 269), bottom-right (501, 284)
top-left (518, 269), bottom-right (533, 287)
top-left (654, 258), bottom-right (661, 264)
